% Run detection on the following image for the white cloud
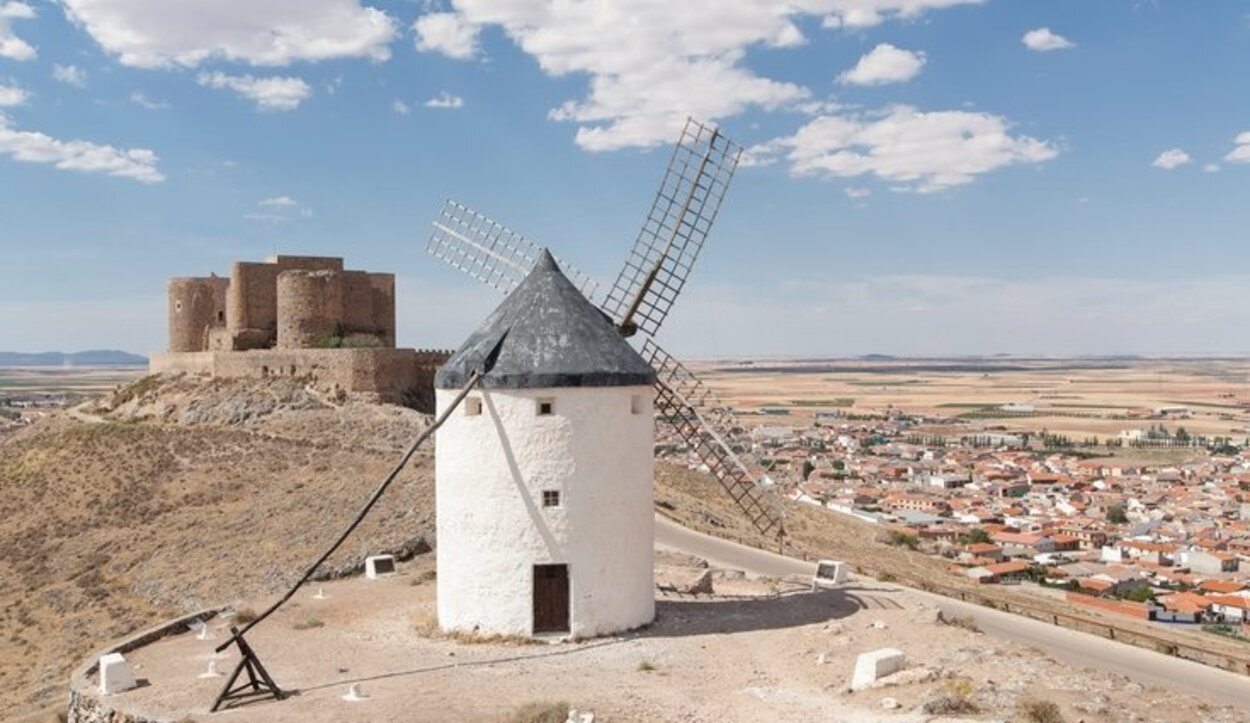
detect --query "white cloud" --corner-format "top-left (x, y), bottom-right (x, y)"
top-left (821, 0), bottom-right (982, 29)
top-left (0, 112), bottom-right (165, 183)
top-left (1151, 148), bottom-right (1190, 170)
top-left (0, 1), bottom-right (36, 61)
top-left (1203, 163), bottom-right (1220, 173)
top-left (53, 64), bottom-right (87, 88)
top-left (248, 195), bottom-right (311, 223)
top-left (413, 11), bottom-right (480, 60)
top-left (424, 91), bottom-right (463, 110)
top-left (392, 98), bottom-right (410, 115)
top-left (838, 43), bottom-right (925, 85)
top-left (757, 105), bottom-right (1057, 192)
top-left (415, 1), bottom-right (977, 151)
top-left (1226, 131), bottom-right (1250, 164)
top-left (1022, 27), bottom-right (1074, 52)
top-left (60, 0), bottom-right (396, 68)
top-left (196, 72), bottom-right (311, 111)
top-left (129, 91), bottom-right (169, 110)
top-left (0, 81), bottom-right (28, 106)
top-left (844, 186), bottom-right (871, 198)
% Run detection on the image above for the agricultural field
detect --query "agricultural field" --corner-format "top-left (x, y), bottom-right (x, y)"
top-left (688, 357), bottom-right (1250, 449)
top-left (0, 366), bottom-right (146, 399)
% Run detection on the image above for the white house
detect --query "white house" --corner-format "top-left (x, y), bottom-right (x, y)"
top-left (434, 251), bottom-right (657, 639)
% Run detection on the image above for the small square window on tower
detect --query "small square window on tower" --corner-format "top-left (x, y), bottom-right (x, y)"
top-left (465, 397), bottom-right (482, 416)
top-left (537, 398), bottom-right (555, 416)
top-left (630, 394), bottom-right (645, 415)
top-left (542, 490), bottom-right (561, 508)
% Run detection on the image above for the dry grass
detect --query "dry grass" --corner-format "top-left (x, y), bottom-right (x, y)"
top-left (292, 618), bottom-right (324, 630)
top-left (408, 609), bottom-right (538, 646)
top-left (506, 701), bottom-right (569, 723)
top-left (1017, 697), bottom-right (1065, 723)
top-left (943, 615), bottom-right (981, 633)
top-left (922, 677), bottom-right (979, 714)
top-left (0, 376), bottom-right (437, 719)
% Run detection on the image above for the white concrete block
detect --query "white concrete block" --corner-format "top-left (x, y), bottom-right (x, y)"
top-left (98, 652), bottom-right (137, 695)
top-left (365, 555), bottom-right (396, 579)
top-left (850, 648), bottom-right (906, 691)
top-left (813, 560), bottom-right (848, 589)
top-left (342, 683), bottom-right (368, 701)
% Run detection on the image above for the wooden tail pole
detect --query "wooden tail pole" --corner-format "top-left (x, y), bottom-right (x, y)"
top-left (209, 335), bottom-right (501, 711)
top-left (210, 626), bottom-right (283, 712)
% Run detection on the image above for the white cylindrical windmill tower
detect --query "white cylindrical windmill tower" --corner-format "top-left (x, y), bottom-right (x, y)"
top-left (434, 250), bottom-right (657, 639)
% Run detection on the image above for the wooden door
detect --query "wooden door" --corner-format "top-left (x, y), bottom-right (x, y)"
top-left (532, 564), bottom-right (569, 634)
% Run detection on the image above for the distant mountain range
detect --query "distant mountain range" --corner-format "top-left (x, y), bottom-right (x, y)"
top-left (0, 350), bottom-right (147, 367)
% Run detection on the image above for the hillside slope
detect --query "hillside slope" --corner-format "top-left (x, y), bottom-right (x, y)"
top-left (0, 376), bottom-right (435, 718)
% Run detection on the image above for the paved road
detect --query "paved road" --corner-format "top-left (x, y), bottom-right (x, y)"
top-left (655, 515), bottom-right (1250, 711)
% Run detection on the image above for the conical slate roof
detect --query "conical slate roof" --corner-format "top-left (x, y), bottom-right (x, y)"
top-left (435, 250), bottom-right (657, 390)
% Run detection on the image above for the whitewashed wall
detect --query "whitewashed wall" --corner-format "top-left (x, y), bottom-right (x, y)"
top-left (435, 385), bottom-right (655, 638)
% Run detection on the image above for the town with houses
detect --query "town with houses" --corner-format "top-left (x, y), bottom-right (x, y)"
top-left (658, 399), bottom-right (1250, 637)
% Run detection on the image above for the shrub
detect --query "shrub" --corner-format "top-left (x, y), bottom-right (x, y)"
top-left (944, 615), bottom-right (980, 633)
top-left (293, 618), bottom-right (324, 630)
top-left (923, 695), bottom-right (978, 715)
top-left (883, 531), bottom-right (919, 550)
top-left (923, 677), bottom-right (979, 714)
top-left (507, 702), bottom-right (569, 723)
top-left (637, 660), bottom-right (656, 672)
top-left (109, 375), bottom-right (160, 407)
top-left (233, 607), bottom-right (258, 624)
top-left (1017, 697), bottom-right (1065, 723)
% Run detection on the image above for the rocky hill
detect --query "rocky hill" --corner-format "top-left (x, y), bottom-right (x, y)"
top-left (0, 375), bottom-right (435, 719)
top-left (4, 373), bottom-right (1247, 720)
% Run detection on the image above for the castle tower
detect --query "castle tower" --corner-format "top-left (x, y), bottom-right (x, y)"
top-left (434, 251), bottom-right (657, 639)
top-left (167, 276), bottom-right (228, 352)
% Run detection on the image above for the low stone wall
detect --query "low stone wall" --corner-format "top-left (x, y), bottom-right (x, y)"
top-left (67, 607), bottom-right (226, 723)
top-left (1065, 590), bottom-right (1153, 620)
top-left (150, 348), bottom-right (450, 404)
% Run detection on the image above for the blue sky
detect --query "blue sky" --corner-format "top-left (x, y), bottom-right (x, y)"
top-left (1, 0), bottom-right (1248, 357)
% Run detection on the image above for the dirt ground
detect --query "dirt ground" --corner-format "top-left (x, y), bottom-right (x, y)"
top-left (96, 553), bottom-right (1247, 723)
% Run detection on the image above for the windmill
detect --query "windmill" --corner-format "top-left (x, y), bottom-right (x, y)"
top-left (426, 118), bottom-right (785, 541)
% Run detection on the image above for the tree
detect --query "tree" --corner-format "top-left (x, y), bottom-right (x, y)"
top-left (1107, 503), bottom-right (1129, 525)
top-left (959, 528), bottom-right (992, 545)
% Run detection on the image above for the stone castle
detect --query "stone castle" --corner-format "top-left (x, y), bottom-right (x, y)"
top-left (150, 255), bottom-right (449, 404)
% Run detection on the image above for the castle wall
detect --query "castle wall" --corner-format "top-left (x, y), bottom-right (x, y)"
top-left (274, 269), bottom-right (396, 349)
top-left (276, 270), bottom-right (345, 349)
top-left (435, 385), bottom-right (655, 638)
top-left (369, 272), bottom-right (396, 347)
top-left (149, 348), bottom-right (450, 404)
top-left (226, 257), bottom-right (345, 350)
top-left (225, 261), bottom-right (281, 348)
top-left (167, 277), bottom-right (228, 353)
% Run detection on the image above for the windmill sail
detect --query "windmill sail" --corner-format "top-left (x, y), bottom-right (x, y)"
top-left (426, 199), bottom-right (599, 299)
top-left (643, 340), bottom-right (785, 538)
top-left (602, 118), bottom-right (742, 338)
